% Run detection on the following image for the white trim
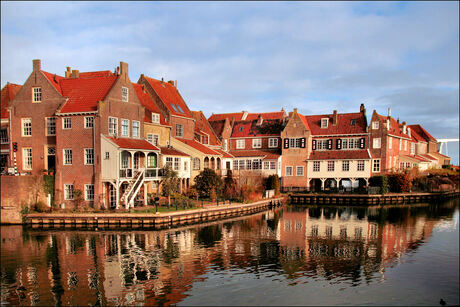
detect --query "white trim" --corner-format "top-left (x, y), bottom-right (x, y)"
top-left (121, 118), bottom-right (130, 137)
top-left (22, 148), bottom-right (32, 170)
top-left (285, 166), bottom-right (293, 176)
top-left (84, 148), bottom-right (94, 165)
top-left (21, 118), bottom-right (32, 137)
top-left (84, 184), bottom-right (95, 201)
top-left (63, 148), bottom-right (73, 165)
top-left (56, 111), bottom-right (98, 116)
top-left (62, 117), bottom-right (72, 130)
top-left (84, 116), bottom-right (94, 129)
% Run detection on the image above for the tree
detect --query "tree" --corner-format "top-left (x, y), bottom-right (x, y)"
top-left (265, 174), bottom-right (281, 195)
top-left (194, 168), bottom-right (223, 198)
top-left (73, 189), bottom-right (84, 210)
top-left (223, 170), bottom-right (239, 200)
top-left (160, 165), bottom-right (179, 207)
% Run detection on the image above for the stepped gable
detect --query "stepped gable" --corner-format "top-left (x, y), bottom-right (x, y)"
top-left (132, 83), bottom-right (169, 125)
top-left (376, 114), bottom-right (411, 139)
top-left (1, 83), bottom-right (22, 119)
top-left (191, 110), bottom-right (221, 145)
top-left (309, 150), bottom-right (370, 160)
top-left (142, 76), bottom-right (193, 119)
top-left (408, 124), bottom-right (437, 142)
top-left (305, 112), bottom-right (366, 136)
top-left (231, 118), bottom-right (284, 137)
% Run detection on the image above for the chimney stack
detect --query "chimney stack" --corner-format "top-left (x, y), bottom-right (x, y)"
top-left (33, 59), bottom-right (41, 71)
top-left (402, 121), bottom-right (407, 134)
top-left (65, 67), bottom-right (72, 78)
top-left (168, 80), bottom-right (175, 86)
top-left (386, 118), bottom-right (390, 130)
top-left (360, 103), bottom-right (366, 117)
top-left (256, 114), bottom-right (263, 126)
top-left (332, 110), bottom-right (338, 126)
top-left (388, 107), bottom-right (391, 118)
top-left (242, 111), bottom-right (248, 121)
top-left (71, 70), bottom-right (80, 78)
top-left (120, 62), bottom-right (128, 80)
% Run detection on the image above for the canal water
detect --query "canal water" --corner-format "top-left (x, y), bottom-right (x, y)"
top-left (1, 199), bottom-right (458, 306)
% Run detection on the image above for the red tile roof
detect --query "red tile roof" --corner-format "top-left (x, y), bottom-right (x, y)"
top-left (208, 112), bottom-right (244, 122)
top-left (175, 138), bottom-right (221, 155)
top-left (208, 110), bottom-right (285, 122)
top-left (304, 112), bottom-right (367, 136)
top-left (41, 70), bottom-right (64, 94)
top-left (209, 119), bottom-right (226, 137)
top-left (106, 137), bottom-right (160, 151)
top-left (231, 119), bottom-right (284, 137)
top-left (309, 150), bottom-right (370, 160)
top-left (58, 75), bottom-right (117, 113)
top-left (408, 124), bottom-right (437, 142)
top-left (213, 149), bottom-right (234, 158)
top-left (132, 83), bottom-right (169, 126)
top-left (376, 114), bottom-right (411, 139)
top-left (400, 154), bottom-right (431, 162)
top-left (245, 111), bottom-right (285, 121)
top-left (229, 150), bottom-right (280, 159)
top-left (191, 111), bottom-right (221, 146)
top-left (410, 128), bottom-right (426, 143)
top-left (79, 71), bottom-right (115, 78)
top-left (420, 154), bottom-right (438, 161)
top-left (143, 76), bottom-right (193, 119)
top-left (160, 146), bottom-right (189, 157)
top-left (1, 83), bottom-right (21, 119)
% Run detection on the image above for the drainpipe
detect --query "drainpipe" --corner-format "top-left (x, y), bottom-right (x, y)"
top-left (93, 114), bottom-right (97, 208)
top-left (8, 109), bottom-right (13, 167)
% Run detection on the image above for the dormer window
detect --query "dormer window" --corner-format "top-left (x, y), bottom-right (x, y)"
top-left (321, 118), bottom-right (328, 128)
top-left (202, 135), bottom-right (209, 144)
top-left (372, 121), bottom-right (379, 129)
top-left (152, 113), bottom-right (160, 124)
top-left (32, 87), bottom-right (42, 102)
top-left (239, 126), bottom-right (244, 132)
top-left (350, 119), bottom-right (356, 126)
top-left (122, 87), bottom-right (128, 102)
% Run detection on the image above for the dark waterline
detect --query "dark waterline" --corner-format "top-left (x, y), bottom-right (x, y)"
top-left (1, 200), bottom-right (459, 306)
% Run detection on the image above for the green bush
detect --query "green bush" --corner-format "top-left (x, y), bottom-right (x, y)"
top-left (194, 168), bottom-right (223, 198)
top-left (369, 175), bottom-right (389, 194)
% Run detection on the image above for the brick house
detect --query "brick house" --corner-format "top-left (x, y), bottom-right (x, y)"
top-left (1, 83), bottom-right (21, 173)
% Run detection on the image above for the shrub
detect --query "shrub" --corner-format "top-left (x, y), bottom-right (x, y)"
top-left (265, 174), bottom-right (281, 195)
top-left (194, 168), bottom-right (223, 198)
top-left (388, 172), bottom-right (412, 193)
top-left (369, 175), bottom-right (389, 194)
top-left (223, 170), bottom-right (239, 200)
top-left (34, 201), bottom-right (49, 213)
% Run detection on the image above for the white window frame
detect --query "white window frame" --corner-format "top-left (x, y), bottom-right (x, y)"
top-left (63, 149), bottom-right (73, 165)
top-left (372, 121), bottom-right (379, 129)
top-left (327, 161), bottom-right (335, 172)
top-left (321, 118), bottom-right (328, 128)
top-left (85, 116), bottom-right (94, 129)
top-left (268, 138), bottom-right (278, 148)
top-left (263, 161), bottom-right (270, 170)
top-left (85, 184), bottom-right (94, 201)
top-left (147, 133), bottom-right (153, 144)
top-left (23, 148), bottom-right (32, 170)
top-left (410, 143), bottom-right (415, 155)
top-left (22, 118), bottom-right (32, 137)
top-left (313, 161), bottom-right (320, 172)
top-left (193, 157), bottom-right (200, 170)
top-left (285, 166), bottom-right (293, 176)
top-left (201, 135), bottom-right (209, 145)
top-left (342, 160), bottom-right (349, 172)
top-left (64, 184), bottom-right (74, 200)
top-left (84, 148), bottom-right (94, 165)
top-left (373, 138), bottom-right (381, 149)
top-left (108, 117), bottom-right (118, 136)
top-left (105, 152), bottom-right (110, 160)
top-left (317, 139), bottom-right (329, 150)
top-left (357, 160), bottom-right (365, 171)
top-left (184, 161), bottom-right (188, 171)
top-left (121, 119), bottom-right (129, 137)
top-left (176, 124), bottom-right (183, 137)
top-left (62, 117), bottom-right (72, 130)
top-left (32, 87), bottom-right (42, 103)
top-left (174, 157), bottom-right (180, 171)
top-left (132, 120), bottom-right (140, 138)
top-left (236, 139), bottom-right (245, 149)
top-left (399, 139), bottom-right (402, 151)
top-left (373, 159), bottom-right (380, 172)
top-left (296, 166), bottom-right (304, 176)
top-left (0, 128), bottom-right (8, 144)
top-left (404, 140), bottom-right (407, 151)
top-left (342, 138), bottom-right (360, 150)
top-left (388, 136), bottom-right (392, 149)
top-left (166, 157), bottom-right (173, 168)
top-left (252, 138), bottom-right (262, 149)
top-left (152, 113), bottom-right (160, 124)
top-left (223, 139), bottom-right (228, 151)
top-left (122, 86), bottom-right (129, 102)
top-left (46, 117), bottom-right (56, 136)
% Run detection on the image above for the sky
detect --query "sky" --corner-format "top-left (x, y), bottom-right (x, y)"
top-left (1, 1), bottom-right (459, 164)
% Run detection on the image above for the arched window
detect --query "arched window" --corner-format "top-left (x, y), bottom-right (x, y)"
top-left (147, 153), bottom-right (157, 168)
top-left (204, 157), bottom-right (210, 169)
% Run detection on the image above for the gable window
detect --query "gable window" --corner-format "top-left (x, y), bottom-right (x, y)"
top-left (373, 138), bottom-right (381, 149)
top-left (46, 117), bottom-right (56, 136)
top-left (132, 121), bottom-right (140, 138)
top-left (373, 159), bottom-right (380, 172)
top-left (121, 119), bottom-right (129, 137)
top-left (22, 118), bottom-right (32, 136)
top-left (357, 160), bottom-right (365, 171)
top-left (85, 116), bottom-right (94, 128)
top-left (313, 161), bottom-right (320, 172)
top-left (0, 129), bottom-right (8, 144)
top-left (410, 143), bottom-right (415, 155)
top-left (193, 157), bottom-right (200, 170)
top-left (63, 117), bottom-right (72, 129)
top-left (32, 87), bottom-right (42, 102)
top-left (236, 139), bottom-right (245, 149)
top-left (350, 119), bottom-right (356, 126)
top-left (202, 135), bottom-right (209, 145)
top-left (23, 148), bottom-right (32, 170)
top-left (176, 124), bottom-right (183, 137)
top-left (372, 121), bottom-right (379, 129)
top-left (296, 166), bottom-right (304, 176)
top-left (342, 161), bottom-right (349, 171)
top-left (63, 149), bottom-right (73, 165)
top-left (122, 87), bottom-right (129, 102)
top-left (152, 113), bottom-right (160, 123)
top-left (85, 148), bottom-right (94, 165)
top-left (321, 118), bottom-right (328, 128)
top-left (285, 166), bottom-right (293, 176)
top-left (85, 184), bottom-right (94, 201)
top-left (327, 161), bottom-right (335, 172)
top-left (108, 117), bottom-right (118, 136)
top-left (105, 152), bottom-right (110, 160)
top-left (64, 184), bottom-right (74, 200)
top-left (269, 138), bottom-right (278, 148)
top-left (252, 138), bottom-right (262, 148)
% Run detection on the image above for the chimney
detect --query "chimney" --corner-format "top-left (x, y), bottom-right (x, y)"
top-left (408, 127), bottom-right (411, 137)
top-left (402, 121), bottom-right (407, 134)
top-left (175, 80), bottom-right (177, 88)
top-left (293, 108), bottom-right (298, 114)
top-left (242, 111), bottom-right (248, 120)
top-left (397, 118), bottom-right (400, 124)
top-left (360, 103), bottom-right (366, 117)
top-left (65, 67), bottom-right (71, 78)
top-left (332, 110), bottom-right (338, 126)
top-left (71, 70), bottom-right (80, 78)
top-left (256, 114), bottom-right (263, 126)
top-left (386, 118), bottom-right (390, 130)
top-left (388, 107), bottom-right (391, 118)
top-left (168, 80), bottom-right (175, 86)
top-left (120, 61), bottom-right (128, 80)
top-left (161, 77), bottom-right (164, 83)
top-left (33, 59), bottom-right (41, 71)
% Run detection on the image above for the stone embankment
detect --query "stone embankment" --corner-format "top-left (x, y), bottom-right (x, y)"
top-left (22, 198), bottom-right (284, 229)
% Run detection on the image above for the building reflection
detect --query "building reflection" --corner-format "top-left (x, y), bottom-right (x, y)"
top-left (0, 200), bottom-right (457, 306)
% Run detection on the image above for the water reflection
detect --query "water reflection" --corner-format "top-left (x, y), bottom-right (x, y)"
top-left (1, 199), bottom-right (458, 306)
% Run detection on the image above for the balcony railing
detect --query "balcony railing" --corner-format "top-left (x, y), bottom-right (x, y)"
top-left (119, 168), bottom-right (133, 178)
top-left (120, 167), bottom-right (162, 179)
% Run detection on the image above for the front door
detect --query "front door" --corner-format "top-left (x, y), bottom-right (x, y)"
top-left (134, 154), bottom-right (140, 169)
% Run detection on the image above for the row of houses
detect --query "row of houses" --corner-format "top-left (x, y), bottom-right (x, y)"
top-left (0, 60), bottom-right (450, 209)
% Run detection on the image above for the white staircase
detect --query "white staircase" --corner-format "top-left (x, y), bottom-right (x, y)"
top-left (120, 168), bottom-right (145, 208)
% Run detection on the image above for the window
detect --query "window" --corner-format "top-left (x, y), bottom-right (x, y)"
top-left (132, 121), bottom-right (140, 138)
top-left (108, 117), bottom-right (118, 136)
top-left (85, 184), bottom-right (94, 201)
top-left (269, 138), bottom-right (278, 148)
top-left (184, 161), bottom-right (188, 171)
top-left (246, 159), bottom-right (252, 170)
top-left (239, 160), bottom-right (245, 170)
top-left (351, 119), bottom-right (356, 126)
top-left (357, 160), bottom-right (365, 171)
top-left (342, 161), bottom-right (349, 171)
top-left (23, 148), bottom-right (32, 170)
top-left (105, 152), bottom-right (110, 160)
top-left (85, 148), bottom-right (94, 165)
top-left (201, 135), bottom-right (208, 144)
top-left (166, 157), bottom-right (173, 168)
top-left (317, 139), bottom-right (328, 150)
top-left (342, 138), bottom-right (360, 149)
top-left (64, 184), bottom-right (74, 200)
top-left (174, 157), bottom-right (180, 171)
top-left (22, 118), bottom-right (32, 136)
top-left (399, 139), bottom-right (402, 151)
top-left (121, 119), bottom-right (129, 137)
top-left (327, 161), bottom-right (335, 172)
top-left (176, 124), bottom-right (183, 137)
top-left (264, 161), bottom-right (270, 170)
top-left (147, 134), bottom-right (153, 143)
top-left (223, 139), bottom-right (228, 151)
top-left (404, 140), bottom-right (407, 151)
top-left (400, 162), bottom-right (404, 169)
top-left (270, 161), bottom-right (276, 170)
top-left (153, 135), bottom-right (159, 146)
top-left (406, 162), bottom-right (411, 169)
top-left (289, 138), bottom-right (295, 148)
top-left (234, 160), bottom-right (239, 170)
top-left (152, 113), bottom-right (160, 123)
top-left (410, 143), bottom-right (415, 155)
top-left (373, 138), bottom-right (381, 149)
top-left (373, 159), bottom-right (380, 172)
top-left (285, 166), bottom-right (293, 176)
top-left (389, 137), bottom-right (392, 149)
top-left (1, 129), bottom-right (8, 144)
top-left (321, 118), bottom-right (328, 128)
top-left (121, 154), bottom-right (129, 168)
top-left (63, 149), bottom-right (72, 165)
top-left (253, 159), bottom-right (262, 170)
top-left (252, 138), bottom-right (262, 148)
top-left (193, 158), bottom-right (200, 170)
top-left (372, 121), bottom-right (379, 129)
top-left (389, 156), bottom-right (392, 168)
top-left (236, 139), bottom-right (245, 149)
top-left (122, 87), bottom-right (129, 102)
top-left (296, 166), bottom-right (304, 176)
top-left (85, 117), bottom-right (94, 128)
top-left (32, 87), bottom-right (41, 102)
top-left (63, 117), bottom-right (72, 129)
top-left (313, 161), bottom-right (320, 172)
top-left (46, 118), bottom-right (56, 136)
top-left (146, 154), bottom-right (156, 168)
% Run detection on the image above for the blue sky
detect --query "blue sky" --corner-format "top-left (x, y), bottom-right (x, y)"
top-left (1, 1), bottom-right (459, 164)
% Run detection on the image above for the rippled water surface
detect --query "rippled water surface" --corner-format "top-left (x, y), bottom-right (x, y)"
top-left (1, 199), bottom-right (459, 306)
